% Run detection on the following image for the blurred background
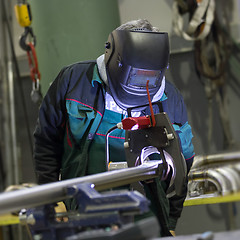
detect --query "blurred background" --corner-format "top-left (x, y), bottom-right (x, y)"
top-left (0, 0), bottom-right (240, 238)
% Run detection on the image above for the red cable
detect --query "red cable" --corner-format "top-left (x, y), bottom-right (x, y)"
top-left (146, 80), bottom-right (156, 127)
top-left (26, 42), bottom-right (41, 82)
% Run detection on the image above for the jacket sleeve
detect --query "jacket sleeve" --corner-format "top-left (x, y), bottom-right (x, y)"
top-left (33, 67), bottom-right (70, 184)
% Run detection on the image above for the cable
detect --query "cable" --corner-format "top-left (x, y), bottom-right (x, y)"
top-left (146, 80), bottom-right (156, 127)
top-left (105, 125), bottom-right (118, 171)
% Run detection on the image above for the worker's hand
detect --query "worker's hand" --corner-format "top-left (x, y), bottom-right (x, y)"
top-left (55, 201), bottom-right (68, 222)
top-left (170, 230), bottom-right (176, 236)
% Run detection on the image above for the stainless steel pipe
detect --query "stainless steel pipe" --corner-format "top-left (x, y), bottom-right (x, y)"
top-left (215, 167), bottom-right (240, 192)
top-left (188, 169), bottom-right (231, 196)
top-left (188, 151), bottom-right (240, 198)
top-left (0, 161), bottom-right (163, 215)
top-left (191, 151), bottom-right (240, 169)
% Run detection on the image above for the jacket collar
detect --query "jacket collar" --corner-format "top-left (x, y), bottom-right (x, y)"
top-left (91, 64), bottom-right (104, 87)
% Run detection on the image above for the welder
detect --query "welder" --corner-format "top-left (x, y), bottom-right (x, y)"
top-left (33, 19), bottom-right (195, 237)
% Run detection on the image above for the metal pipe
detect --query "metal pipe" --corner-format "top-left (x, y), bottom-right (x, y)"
top-left (0, 0), bottom-right (14, 188)
top-left (191, 151), bottom-right (240, 169)
top-left (188, 169), bottom-right (231, 195)
top-left (215, 167), bottom-right (240, 192)
top-left (8, 60), bottom-right (19, 184)
top-left (232, 163), bottom-right (240, 174)
top-left (0, 161), bottom-right (163, 215)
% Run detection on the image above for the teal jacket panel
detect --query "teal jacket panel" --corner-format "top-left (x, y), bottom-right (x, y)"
top-left (34, 60), bottom-right (195, 231)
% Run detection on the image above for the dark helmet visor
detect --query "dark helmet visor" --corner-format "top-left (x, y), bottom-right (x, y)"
top-left (127, 68), bottom-right (161, 88)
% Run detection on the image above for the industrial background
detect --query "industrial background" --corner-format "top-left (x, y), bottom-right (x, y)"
top-left (0, 0), bottom-right (240, 238)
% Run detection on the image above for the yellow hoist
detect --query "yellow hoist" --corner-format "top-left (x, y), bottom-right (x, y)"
top-left (15, 1), bottom-right (42, 104)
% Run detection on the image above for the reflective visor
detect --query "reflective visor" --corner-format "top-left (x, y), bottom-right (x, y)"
top-left (127, 67), bottom-right (161, 88)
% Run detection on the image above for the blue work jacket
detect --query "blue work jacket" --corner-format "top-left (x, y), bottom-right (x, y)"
top-left (34, 60), bottom-right (195, 232)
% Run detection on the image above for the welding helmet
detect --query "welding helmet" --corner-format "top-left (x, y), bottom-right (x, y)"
top-left (104, 30), bottom-right (169, 110)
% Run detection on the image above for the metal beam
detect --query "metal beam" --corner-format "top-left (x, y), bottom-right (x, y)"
top-left (191, 151), bottom-right (240, 169)
top-left (0, 161), bottom-right (163, 215)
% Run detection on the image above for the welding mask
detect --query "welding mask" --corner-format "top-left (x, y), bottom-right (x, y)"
top-left (105, 30), bottom-right (169, 110)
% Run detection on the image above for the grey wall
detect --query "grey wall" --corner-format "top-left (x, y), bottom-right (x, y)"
top-left (28, 0), bottom-right (120, 95)
top-left (166, 49), bottom-right (240, 235)
top-left (167, 50), bottom-right (240, 156)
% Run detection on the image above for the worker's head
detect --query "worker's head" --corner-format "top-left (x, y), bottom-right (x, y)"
top-left (105, 19), bottom-right (169, 110)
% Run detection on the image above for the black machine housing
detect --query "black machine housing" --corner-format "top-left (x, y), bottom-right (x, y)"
top-left (124, 112), bottom-right (187, 197)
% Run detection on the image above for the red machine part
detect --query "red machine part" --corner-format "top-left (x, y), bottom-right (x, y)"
top-left (121, 116), bottom-right (151, 130)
